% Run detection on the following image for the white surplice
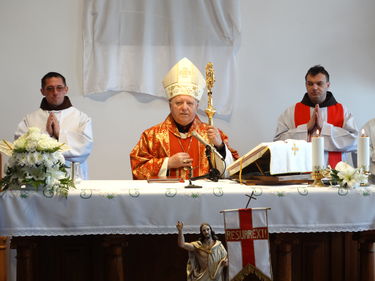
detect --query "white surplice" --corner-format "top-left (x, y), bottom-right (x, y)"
top-left (15, 107), bottom-right (93, 179)
top-left (274, 104), bottom-right (358, 166)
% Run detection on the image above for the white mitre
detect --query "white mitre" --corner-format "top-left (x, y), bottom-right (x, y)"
top-left (162, 57), bottom-right (206, 101)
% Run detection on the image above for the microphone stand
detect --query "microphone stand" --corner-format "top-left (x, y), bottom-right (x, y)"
top-left (184, 166), bottom-right (202, 188)
top-left (189, 145), bottom-right (221, 183)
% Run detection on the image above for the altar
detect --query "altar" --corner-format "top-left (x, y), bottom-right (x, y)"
top-left (1, 180), bottom-right (375, 281)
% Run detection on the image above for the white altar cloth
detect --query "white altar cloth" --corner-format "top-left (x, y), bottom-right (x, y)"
top-left (1, 180), bottom-right (375, 236)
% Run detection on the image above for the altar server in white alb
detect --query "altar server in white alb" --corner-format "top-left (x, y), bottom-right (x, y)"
top-left (15, 72), bottom-right (93, 179)
top-left (274, 65), bottom-right (358, 168)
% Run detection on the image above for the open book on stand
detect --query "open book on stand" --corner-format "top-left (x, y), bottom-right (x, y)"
top-left (227, 140), bottom-right (313, 185)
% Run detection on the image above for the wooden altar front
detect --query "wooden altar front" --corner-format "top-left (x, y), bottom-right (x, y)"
top-left (6, 231), bottom-right (375, 281)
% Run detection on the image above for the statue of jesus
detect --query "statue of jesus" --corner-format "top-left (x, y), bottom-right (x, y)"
top-left (176, 221), bottom-right (228, 281)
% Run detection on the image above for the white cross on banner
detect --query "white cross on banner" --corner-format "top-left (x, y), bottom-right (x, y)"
top-left (222, 208), bottom-right (272, 281)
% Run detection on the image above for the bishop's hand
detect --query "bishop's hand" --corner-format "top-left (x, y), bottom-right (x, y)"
top-left (207, 126), bottom-right (223, 148)
top-left (168, 152), bottom-right (193, 169)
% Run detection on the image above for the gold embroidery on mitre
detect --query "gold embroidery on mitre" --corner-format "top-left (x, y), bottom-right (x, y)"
top-left (162, 57), bottom-right (206, 100)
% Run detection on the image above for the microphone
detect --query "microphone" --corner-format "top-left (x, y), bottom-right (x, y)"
top-left (191, 131), bottom-right (225, 161)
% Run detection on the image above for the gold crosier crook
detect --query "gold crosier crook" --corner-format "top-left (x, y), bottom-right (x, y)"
top-left (205, 62), bottom-right (216, 126)
top-left (205, 62), bottom-right (217, 167)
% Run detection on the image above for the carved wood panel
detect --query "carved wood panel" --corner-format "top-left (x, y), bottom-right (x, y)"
top-left (8, 232), bottom-right (372, 281)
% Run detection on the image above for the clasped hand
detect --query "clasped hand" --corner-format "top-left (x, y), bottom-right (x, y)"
top-left (307, 104), bottom-right (323, 135)
top-left (46, 112), bottom-right (60, 139)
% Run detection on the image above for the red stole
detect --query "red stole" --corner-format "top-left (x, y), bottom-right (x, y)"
top-left (294, 102), bottom-right (344, 168)
top-left (168, 131), bottom-right (200, 179)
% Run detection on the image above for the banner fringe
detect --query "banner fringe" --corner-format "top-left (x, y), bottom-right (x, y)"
top-left (230, 263), bottom-right (272, 281)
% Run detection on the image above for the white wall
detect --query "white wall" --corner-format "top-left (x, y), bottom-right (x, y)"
top-left (0, 0), bottom-right (374, 179)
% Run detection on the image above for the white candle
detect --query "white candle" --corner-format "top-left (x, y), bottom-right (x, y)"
top-left (357, 129), bottom-right (370, 171)
top-left (312, 131), bottom-right (324, 170)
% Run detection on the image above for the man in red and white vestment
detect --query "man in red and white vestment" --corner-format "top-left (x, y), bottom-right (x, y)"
top-left (274, 65), bottom-right (358, 168)
top-left (130, 58), bottom-right (238, 180)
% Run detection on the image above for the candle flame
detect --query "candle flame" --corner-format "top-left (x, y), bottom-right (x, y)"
top-left (316, 130), bottom-right (320, 136)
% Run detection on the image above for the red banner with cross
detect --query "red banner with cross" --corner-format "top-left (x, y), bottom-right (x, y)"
top-left (222, 208), bottom-right (272, 281)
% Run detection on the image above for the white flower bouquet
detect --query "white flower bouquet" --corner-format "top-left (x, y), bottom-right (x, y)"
top-left (322, 161), bottom-right (368, 188)
top-left (0, 127), bottom-right (74, 197)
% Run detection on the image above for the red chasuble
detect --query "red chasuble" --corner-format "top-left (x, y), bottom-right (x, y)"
top-left (130, 115), bottom-right (239, 180)
top-left (294, 102), bottom-right (344, 168)
top-left (168, 131), bottom-right (202, 178)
